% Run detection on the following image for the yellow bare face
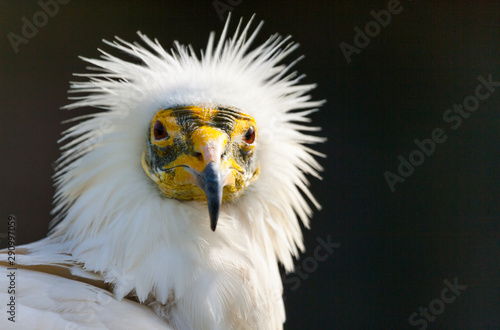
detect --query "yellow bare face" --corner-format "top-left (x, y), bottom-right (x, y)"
top-left (141, 106), bottom-right (260, 230)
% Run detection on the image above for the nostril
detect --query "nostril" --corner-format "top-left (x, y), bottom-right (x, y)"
top-left (195, 152), bottom-right (203, 161)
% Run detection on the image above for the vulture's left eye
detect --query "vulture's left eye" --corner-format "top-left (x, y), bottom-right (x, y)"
top-left (243, 126), bottom-right (256, 144)
top-left (153, 121), bottom-right (169, 140)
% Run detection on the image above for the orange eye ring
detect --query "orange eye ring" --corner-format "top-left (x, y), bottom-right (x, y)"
top-left (153, 120), bottom-right (169, 141)
top-left (243, 126), bottom-right (256, 144)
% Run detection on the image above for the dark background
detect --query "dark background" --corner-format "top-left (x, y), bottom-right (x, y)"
top-left (1, 1), bottom-right (499, 329)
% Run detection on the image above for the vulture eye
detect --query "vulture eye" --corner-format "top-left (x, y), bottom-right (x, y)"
top-left (153, 121), bottom-right (169, 140)
top-left (243, 126), bottom-right (256, 144)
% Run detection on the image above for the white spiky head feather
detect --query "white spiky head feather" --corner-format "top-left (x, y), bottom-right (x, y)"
top-left (44, 15), bottom-right (324, 328)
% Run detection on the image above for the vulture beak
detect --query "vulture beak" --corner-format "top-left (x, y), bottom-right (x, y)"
top-left (197, 162), bottom-right (224, 231)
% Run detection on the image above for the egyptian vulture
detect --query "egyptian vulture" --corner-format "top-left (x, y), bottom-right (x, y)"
top-left (1, 15), bottom-right (324, 329)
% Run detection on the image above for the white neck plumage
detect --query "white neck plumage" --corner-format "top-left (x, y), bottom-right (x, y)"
top-left (39, 180), bottom-right (286, 328)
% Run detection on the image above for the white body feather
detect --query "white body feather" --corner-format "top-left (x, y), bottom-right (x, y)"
top-left (1, 16), bottom-right (324, 329)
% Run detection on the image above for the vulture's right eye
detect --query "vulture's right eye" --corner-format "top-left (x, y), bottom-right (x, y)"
top-left (153, 121), bottom-right (169, 141)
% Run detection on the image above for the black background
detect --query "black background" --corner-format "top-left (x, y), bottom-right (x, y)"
top-left (1, 1), bottom-right (499, 329)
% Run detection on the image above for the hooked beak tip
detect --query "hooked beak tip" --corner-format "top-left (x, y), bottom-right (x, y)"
top-left (198, 162), bottom-right (224, 232)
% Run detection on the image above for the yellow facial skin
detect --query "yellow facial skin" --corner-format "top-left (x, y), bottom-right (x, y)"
top-left (142, 106), bottom-right (260, 202)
